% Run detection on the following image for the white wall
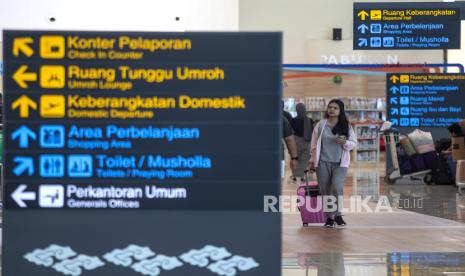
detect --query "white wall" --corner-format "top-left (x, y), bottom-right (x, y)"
top-left (448, 21), bottom-right (465, 73)
top-left (0, 0), bottom-right (238, 39)
top-left (0, 0), bottom-right (238, 90)
top-left (239, 0), bottom-right (443, 63)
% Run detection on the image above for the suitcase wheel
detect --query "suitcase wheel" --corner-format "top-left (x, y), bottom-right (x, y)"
top-left (423, 173), bottom-right (434, 185)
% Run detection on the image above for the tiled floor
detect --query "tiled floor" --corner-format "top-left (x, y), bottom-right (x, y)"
top-left (282, 154), bottom-right (465, 275)
top-left (282, 252), bottom-right (465, 276)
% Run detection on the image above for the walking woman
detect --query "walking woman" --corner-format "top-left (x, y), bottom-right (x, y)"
top-left (290, 103), bottom-right (313, 183)
top-left (308, 99), bottom-right (357, 228)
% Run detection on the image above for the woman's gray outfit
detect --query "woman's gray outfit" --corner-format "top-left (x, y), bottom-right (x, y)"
top-left (316, 122), bottom-right (349, 219)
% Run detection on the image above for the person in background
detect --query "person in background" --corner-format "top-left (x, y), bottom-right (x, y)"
top-left (442, 123), bottom-right (464, 180)
top-left (308, 99), bottom-right (357, 228)
top-left (290, 103), bottom-right (313, 183)
top-left (282, 117), bottom-right (299, 180)
top-left (282, 100), bottom-right (294, 123)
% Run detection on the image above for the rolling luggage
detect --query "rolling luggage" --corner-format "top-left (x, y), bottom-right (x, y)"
top-left (410, 154), bottom-right (426, 172)
top-left (297, 170), bottom-right (325, 226)
top-left (399, 154), bottom-right (413, 175)
top-left (423, 153), bottom-right (454, 185)
top-left (422, 151), bottom-right (437, 170)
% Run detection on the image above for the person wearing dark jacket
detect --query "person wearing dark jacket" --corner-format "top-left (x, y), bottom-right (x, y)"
top-left (290, 103), bottom-right (313, 183)
top-left (282, 100), bottom-right (294, 123)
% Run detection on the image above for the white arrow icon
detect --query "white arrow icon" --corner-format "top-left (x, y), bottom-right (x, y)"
top-left (12, 184), bottom-right (36, 208)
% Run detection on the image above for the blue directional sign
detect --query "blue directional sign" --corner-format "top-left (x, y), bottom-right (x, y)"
top-left (358, 24), bottom-right (369, 34)
top-left (370, 24), bottom-right (382, 34)
top-left (68, 155), bottom-right (92, 178)
top-left (390, 86), bottom-right (399, 94)
top-left (400, 118), bottom-right (410, 126)
top-left (40, 125), bottom-right (65, 148)
top-left (354, 2), bottom-right (461, 50)
top-left (400, 97), bottom-right (409, 105)
top-left (391, 119), bottom-right (399, 126)
top-left (400, 86), bottom-right (410, 95)
top-left (13, 156), bottom-right (34, 176)
top-left (358, 38), bottom-right (368, 47)
top-left (11, 125), bottom-right (36, 148)
top-left (370, 37), bottom-right (381, 48)
top-left (410, 118), bottom-right (420, 126)
top-left (387, 73), bottom-right (465, 127)
top-left (400, 107), bottom-right (410, 116)
top-left (40, 155), bottom-right (65, 178)
top-left (383, 37), bottom-right (395, 48)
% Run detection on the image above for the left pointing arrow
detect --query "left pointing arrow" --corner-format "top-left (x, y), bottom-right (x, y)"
top-left (11, 184), bottom-right (36, 208)
top-left (13, 65), bottom-right (37, 88)
top-left (13, 37), bottom-right (34, 57)
top-left (12, 95), bottom-right (37, 118)
top-left (13, 157), bottom-right (34, 176)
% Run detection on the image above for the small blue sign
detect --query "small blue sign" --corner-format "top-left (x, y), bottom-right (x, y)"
top-left (400, 107), bottom-right (410, 116)
top-left (400, 97), bottom-right (409, 105)
top-left (370, 37), bottom-right (382, 47)
top-left (358, 24), bottom-right (369, 34)
top-left (40, 155), bottom-right (65, 178)
top-left (400, 118), bottom-right (410, 126)
top-left (390, 108), bottom-right (399, 115)
top-left (391, 119), bottom-right (399, 126)
top-left (40, 125), bottom-right (65, 148)
top-left (383, 37), bottom-right (395, 47)
top-left (68, 155), bottom-right (93, 178)
top-left (370, 24), bottom-right (382, 34)
top-left (11, 126), bottom-right (36, 149)
top-left (400, 86), bottom-right (410, 95)
top-left (358, 38), bottom-right (368, 47)
top-left (13, 156), bottom-right (34, 176)
top-left (390, 86), bottom-right (399, 94)
top-left (410, 118), bottom-right (420, 126)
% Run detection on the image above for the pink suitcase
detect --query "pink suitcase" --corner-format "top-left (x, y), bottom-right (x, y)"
top-left (297, 170), bottom-right (325, 226)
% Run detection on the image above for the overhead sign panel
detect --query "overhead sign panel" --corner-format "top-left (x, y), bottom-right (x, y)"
top-left (3, 30), bottom-right (282, 276)
top-left (387, 73), bottom-right (465, 128)
top-left (354, 2), bottom-right (461, 50)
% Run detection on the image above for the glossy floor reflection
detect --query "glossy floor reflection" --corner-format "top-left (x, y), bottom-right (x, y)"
top-left (282, 155), bottom-right (465, 274)
top-left (384, 181), bottom-right (465, 224)
top-left (282, 252), bottom-right (465, 276)
top-left (348, 157), bottom-right (465, 223)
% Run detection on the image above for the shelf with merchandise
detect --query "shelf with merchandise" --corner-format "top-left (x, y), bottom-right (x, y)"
top-left (353, 123), bottom-right (381, 163)
top-left (283, 96), bottom-right (384, 163)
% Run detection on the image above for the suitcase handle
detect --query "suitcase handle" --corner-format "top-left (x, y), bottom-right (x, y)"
top-left (303, 169), bottom-right (316, 185)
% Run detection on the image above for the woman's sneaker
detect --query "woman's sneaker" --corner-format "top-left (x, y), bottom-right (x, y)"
top-left (335, 216), bottom-right (346, 226)
top-left (324, 218), bottom-right (335, 228)
top-left (290, 176), bottom-right (297, 184)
